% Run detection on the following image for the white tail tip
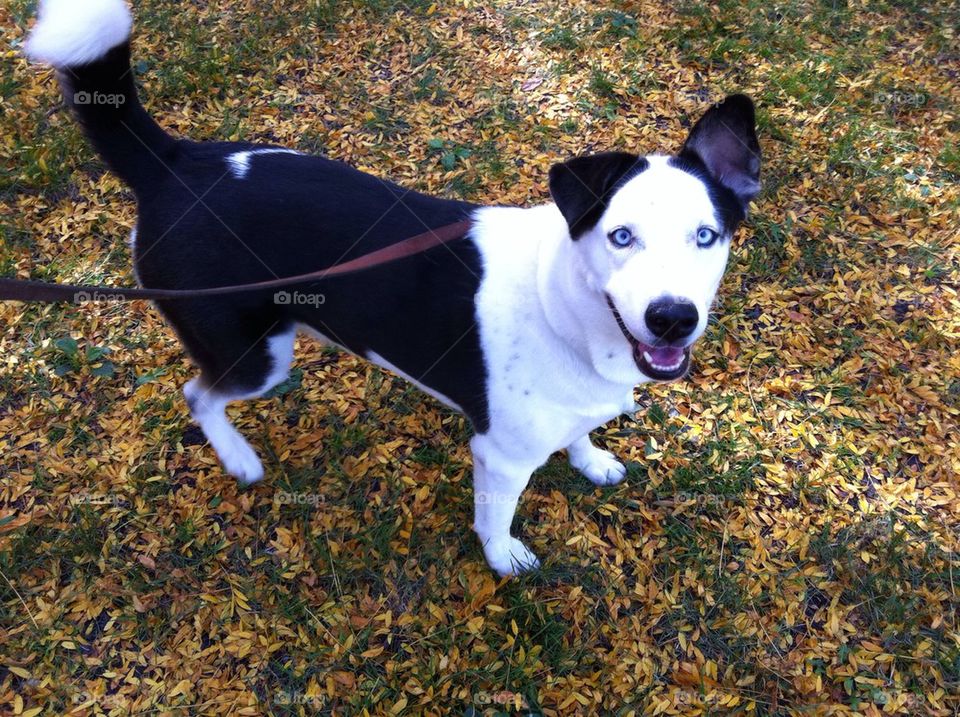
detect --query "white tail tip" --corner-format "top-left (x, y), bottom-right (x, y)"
top-left (26, 0), bottom-right (133, 68)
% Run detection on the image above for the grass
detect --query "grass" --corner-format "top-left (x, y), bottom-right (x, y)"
top-left (1, 0), bottom-right (959, 715)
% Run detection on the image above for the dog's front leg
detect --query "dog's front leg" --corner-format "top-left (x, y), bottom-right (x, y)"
top-left (470, 436), bottom-right (540, 576)
top-left (567, 434), bottom-right (627, 486)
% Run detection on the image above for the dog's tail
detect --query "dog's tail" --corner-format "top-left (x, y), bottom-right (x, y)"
top-left (26, 0), bottom-right (176, 193)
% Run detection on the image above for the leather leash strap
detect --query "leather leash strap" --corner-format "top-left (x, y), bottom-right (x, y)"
top-left (0, 220), bottom-right (473, 303)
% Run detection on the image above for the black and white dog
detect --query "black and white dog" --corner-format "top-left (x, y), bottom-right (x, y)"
top-left (27, 0), bottom-right (760, 575)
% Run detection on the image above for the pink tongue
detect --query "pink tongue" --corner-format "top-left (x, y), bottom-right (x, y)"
top-left (642, 346), bottom-right (685, 364)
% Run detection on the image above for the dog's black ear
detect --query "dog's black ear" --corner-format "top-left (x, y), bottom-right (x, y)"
top-left (679, 94), bottom-right (761, 211)
top-left (549, 152), bottom-right (646, 239)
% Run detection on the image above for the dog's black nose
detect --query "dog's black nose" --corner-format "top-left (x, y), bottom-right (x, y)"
top-left (645, 298), bottom-right (699, 342)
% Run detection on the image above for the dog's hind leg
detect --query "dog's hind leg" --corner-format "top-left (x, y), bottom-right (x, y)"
top-left (182, 324), bottom-right (296, 485)
top-left (567, 434), bottom-right (627, 487)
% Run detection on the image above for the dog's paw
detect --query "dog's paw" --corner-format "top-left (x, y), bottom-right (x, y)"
top-left (217, 434), bottom-right (264, 485)
top-left (483, 537), bottom-right (541, 577)
top-left (571, 447), bottom-right (627, 486)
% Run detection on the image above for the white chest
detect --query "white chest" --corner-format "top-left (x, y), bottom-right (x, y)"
top-left (472, 206), bottom-right (637, 459)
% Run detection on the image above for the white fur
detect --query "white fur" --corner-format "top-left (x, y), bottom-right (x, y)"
top-left (130, 228), bottom-right (141, 284)
top-left (466, 157), bottom-right (729, 574)
top-left (470, 434), bottom-right (542, 575)
top-left (465, 206), bottom-right (633, 574)
top-left (262, 331), bottom-right (296, 391)
top-left (185, 330), bottom-right (295, 485)
top-left (227, 149), bottom-right (301, 179)
top-left (186, 377), bottom-right (265, 485)
top-left (27, 0), bottom-right (133, 67)
top-left (584, 156), bottom-right (730, 350)
top-left (567, 436), bottom-right (627, 487)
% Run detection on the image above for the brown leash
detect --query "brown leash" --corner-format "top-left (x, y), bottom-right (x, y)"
top-left (0, 220), bottom-right (473, 303)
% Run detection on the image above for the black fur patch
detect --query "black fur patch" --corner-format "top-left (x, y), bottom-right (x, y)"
top-left (60, 43), bottom-right (176, 191)
top-left (548, 153), bottom-right (649, 239)
top-left (675, 94), bottom-right (761, 217)
top-left (667, 154), bottom-right (746, 235)
top-left (60, 41), bottom-right (492, 432)
top-left (134, 148), bottom-right (491, 432)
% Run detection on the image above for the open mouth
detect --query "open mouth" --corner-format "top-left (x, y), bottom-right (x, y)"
top-left (606, 296), bottom-right (691, 381)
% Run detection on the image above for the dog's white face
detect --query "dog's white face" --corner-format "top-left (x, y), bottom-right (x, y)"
top-left (574, 157), bottom-right (731, 378)
top-left (549, 95), bottom-right (761, 383)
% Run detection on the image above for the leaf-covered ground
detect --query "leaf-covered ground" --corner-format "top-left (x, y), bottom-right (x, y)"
top-left (1, 0), bottom-right (959, 714)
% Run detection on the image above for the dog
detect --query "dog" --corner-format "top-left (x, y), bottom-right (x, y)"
top-left (26, 0), bottom-right (760, 576)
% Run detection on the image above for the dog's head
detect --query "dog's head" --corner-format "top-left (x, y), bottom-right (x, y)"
top-left (549, 94), bottom-right (760, 382)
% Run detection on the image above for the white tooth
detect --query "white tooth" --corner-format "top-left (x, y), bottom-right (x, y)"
top-left (650, 358), bottom-right (682, 372)
top-left (644, 351), bottom-right (688, 373)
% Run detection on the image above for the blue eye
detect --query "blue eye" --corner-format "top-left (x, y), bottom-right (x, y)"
top-left (696, 227), bottom-right (719, 247)
top-left (609, 227), bottom-right (633, 247)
